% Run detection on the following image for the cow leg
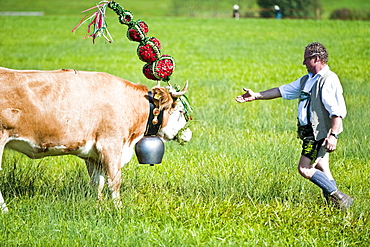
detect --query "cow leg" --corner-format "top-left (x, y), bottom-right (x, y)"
top-left (96, 139), bottom-right (137, 209)
top-left (105, 143), bottom-right (137, 209)
top-left (0, 191), bottom-right (8, 213)
top-left (0, 133), bottom-right (9, 212)
top-left (0, 131), bottom-right (10, 170)
top-left (85, 160), bottom-right (105, 200)
top-left (99, 146), bottom-right (123, 209)
top-left (106, 164), bottom-right (122, 209)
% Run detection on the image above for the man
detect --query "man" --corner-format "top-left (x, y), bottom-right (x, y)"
top-left (233, 4), bottom-right (240, 20)
top-left (236, 42), bottom-right (354, 210)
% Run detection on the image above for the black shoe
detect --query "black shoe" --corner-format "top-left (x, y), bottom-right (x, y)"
top-left (323, 192), bottom-right (330, 204)
top-left (329, 190), bottom-right (354, 210)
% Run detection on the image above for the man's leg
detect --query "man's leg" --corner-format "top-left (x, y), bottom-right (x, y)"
top-left (298, 155), bottom-right (337, 195)
top-left (315, 153), bottom-right (334, 180)
top-left (298, 155), bottom-right (353, 209)
top-left (314, 153), bottom-right (337, 200)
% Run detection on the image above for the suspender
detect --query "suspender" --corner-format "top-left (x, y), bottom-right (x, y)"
top-left (299, 75), bottom-right (312, 126)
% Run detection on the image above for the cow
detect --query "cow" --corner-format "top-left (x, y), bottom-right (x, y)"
top-left (0, 67), bottom-right (192, 212)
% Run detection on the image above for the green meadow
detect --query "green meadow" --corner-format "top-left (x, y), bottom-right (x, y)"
top-left (0, 0), bottom-right (370, 246)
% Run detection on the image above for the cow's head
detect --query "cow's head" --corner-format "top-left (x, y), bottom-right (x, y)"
top-left (151, 82), bottom-right (192, 144)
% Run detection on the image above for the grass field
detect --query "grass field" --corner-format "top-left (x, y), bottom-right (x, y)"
top-left (0, 0), bottom-right (370, 246)
top-left (1, 0), bottom-right (370, 17)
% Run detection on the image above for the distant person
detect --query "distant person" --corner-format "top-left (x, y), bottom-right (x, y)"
top-left (233, 4), bottom-right (240, 20)
top-left (274, 5), bottom-right (282, 19)
top-left (236, 42), bottom-right (354, 210)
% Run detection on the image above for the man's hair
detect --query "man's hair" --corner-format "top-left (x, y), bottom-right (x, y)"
top-left (305, 42), bottom-right (328, 63)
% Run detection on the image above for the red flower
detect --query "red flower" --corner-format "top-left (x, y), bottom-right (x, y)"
top-left (138, 44), bottom-right (157, 62)
top-left (119, 10), bottom-right (133, 25)
top-left (142, 55), bottom-right (175, 81)
top-left (148, 37), bottom-right (161, 50)
top-left (127, 28), bottom-right (141, 41)
top-left (137, 37), bottom-right (161, 63)
top-left (138, 21), bottom-right (149, 34)
top-left (143, 63), bottom-right (158, 80)
top-left (127, 20), bottom-right (149, 42)
top-left (154, 55), bottom-right (175, 80)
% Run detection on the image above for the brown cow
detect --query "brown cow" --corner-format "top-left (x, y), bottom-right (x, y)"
top-left (0, 67), bottom-right (192, 211)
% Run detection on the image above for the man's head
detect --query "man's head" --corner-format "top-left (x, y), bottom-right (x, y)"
top-left (303, 42), bottom-right (328, 75)
top-left (305, 42), bottom-right (328, 63)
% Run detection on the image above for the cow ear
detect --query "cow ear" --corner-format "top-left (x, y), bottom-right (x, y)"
top-left (151, 86), bottom-right (173, 110)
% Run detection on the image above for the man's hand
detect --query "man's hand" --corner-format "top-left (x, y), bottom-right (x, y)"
top-left (323, 135), bottom-right (338, 152)
top-left (236, 88), bottom-right (257, 103)
top-left (236, 87), bottom-right (281, 103)
top-left (324, 117), bottom-right (342, 152)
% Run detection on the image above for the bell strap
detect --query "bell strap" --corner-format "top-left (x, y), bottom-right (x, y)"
top-left (144, 91), bottom-right (164, 136)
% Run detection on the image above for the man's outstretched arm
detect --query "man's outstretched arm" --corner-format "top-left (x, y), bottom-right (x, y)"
top-left (236, 87), bottom-right (282, 103)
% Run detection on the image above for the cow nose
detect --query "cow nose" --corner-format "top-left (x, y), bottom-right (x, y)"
top-left (179, 128), bottom-right (192, 143)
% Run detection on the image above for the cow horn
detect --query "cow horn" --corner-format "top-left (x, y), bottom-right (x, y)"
top-left (170, 81), bottom-right (188, 98)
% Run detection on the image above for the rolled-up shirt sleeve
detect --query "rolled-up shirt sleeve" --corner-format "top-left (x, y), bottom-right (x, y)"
top-left (279, 78), bottom-right (302, 100)
top-left (321, 75), bottom-right (347, 119)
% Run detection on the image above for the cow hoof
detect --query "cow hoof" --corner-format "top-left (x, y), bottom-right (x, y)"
top-left (114, 200), bottom-right (123, 209)
top-left (1, 204), bottom-right (9, 213)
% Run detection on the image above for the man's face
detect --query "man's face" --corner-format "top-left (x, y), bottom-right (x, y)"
top-left (303, 49), bottom-right (316, 74)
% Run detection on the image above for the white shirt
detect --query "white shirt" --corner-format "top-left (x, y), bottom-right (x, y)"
top-left (279, 65), bottom-right (346, 126)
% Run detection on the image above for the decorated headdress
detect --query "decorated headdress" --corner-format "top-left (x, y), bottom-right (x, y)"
top-left (72, 1), bottom-right (175, 84)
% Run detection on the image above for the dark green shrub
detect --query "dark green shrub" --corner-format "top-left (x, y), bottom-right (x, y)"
top-left (330, 8), bottom-right (370, 20)
top-left (330, 8), bottom-right (352, 20)
top-left (257, 0), bottom-right (317, 18)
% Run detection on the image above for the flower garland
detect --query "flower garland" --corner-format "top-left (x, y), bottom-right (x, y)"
top-left (72, 1), bottom-right (175, 83)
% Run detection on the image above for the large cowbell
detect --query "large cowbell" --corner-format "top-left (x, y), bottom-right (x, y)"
top-left (135, 136), bottom-right (165, 165)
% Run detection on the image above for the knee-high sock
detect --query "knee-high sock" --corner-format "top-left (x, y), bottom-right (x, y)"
top-left (310, 171), bottom-right (337, 195)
